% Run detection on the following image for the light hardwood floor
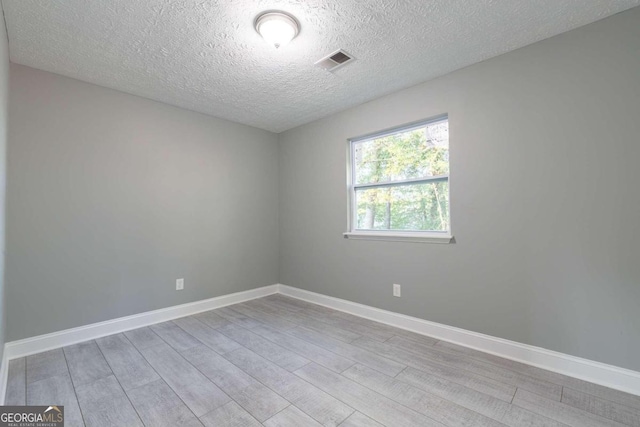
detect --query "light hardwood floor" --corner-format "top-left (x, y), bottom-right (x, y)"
top-left (5, 294), bottom-right (640, 426)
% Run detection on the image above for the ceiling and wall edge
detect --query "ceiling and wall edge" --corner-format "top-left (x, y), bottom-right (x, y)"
top-left (3, 1), bottom-right (639, 133)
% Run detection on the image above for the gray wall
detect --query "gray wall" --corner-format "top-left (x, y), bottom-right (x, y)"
top-left (0, 7), bottom-right (10, 360)
top-left (279, 8), bottom-right (640, 371)
top-left (4, 6), bottom-right (639, 373)
top-left (6, 65), bottom-right (279, 341)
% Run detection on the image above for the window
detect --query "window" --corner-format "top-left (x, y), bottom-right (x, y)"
top-left (345, 116), bottom-right (452, 243)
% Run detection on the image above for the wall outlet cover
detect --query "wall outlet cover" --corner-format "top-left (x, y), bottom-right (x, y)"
top-left (176, 278), bottom-right (184, 290)
top-left (393, 284), bottom-right (401, 297)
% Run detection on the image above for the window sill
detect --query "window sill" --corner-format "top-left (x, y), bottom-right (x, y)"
top-left (342, 231), bottom-right (454, 244)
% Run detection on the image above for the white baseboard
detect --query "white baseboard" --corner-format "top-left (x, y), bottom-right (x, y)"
top-left (3, 284), bottom-right (279, 363)
top-left (0, 351), bottom-right (8, 405)
top-left (2, 282), bottom-right (639, 402)
top-left (278, 284), bottom-right (640, 397)
top-left (0, 284), bottom-right (277, 404)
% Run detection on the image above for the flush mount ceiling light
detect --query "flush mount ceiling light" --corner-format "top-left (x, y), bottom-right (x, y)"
top-left (254, 11), bottom-right (300, 49)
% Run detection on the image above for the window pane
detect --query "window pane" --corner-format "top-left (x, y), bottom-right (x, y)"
top-left (355, 181), bottom-right (450, 232)
top-left (353, 120), bottom-right (449, 185)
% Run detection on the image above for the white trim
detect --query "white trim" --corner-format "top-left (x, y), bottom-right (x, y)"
top-left (343, 231), bottom-right (453, 243)
top-left (2, 283), bottom-right (639, 401)
top-left (2, 284), bottom-right (278, 363)
top-left (0, 350), bottom-right (8, 405)
top-left (349, 115), bottom-right (448, 143)
top-left (353, 175), bottom-right (449, 190)
top-left (346, 115), bottom-right (452, 240)
top-left (278, 284), bottom-right (640, 397)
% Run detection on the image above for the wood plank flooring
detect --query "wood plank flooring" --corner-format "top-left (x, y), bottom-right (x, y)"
top-left (5, 294), bottom-right (640, 427)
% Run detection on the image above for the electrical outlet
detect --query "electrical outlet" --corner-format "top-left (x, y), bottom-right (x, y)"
top-left (176, 278), bottom-right (184, 291)
top-left (393, 284), bottom-right (401, 297)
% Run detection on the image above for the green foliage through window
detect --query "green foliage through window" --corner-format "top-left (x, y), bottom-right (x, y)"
top-left (351, 118), bottom-right (450, 232)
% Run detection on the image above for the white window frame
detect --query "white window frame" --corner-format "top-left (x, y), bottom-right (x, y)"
top-left (343, 115), bottom-right (453, 243)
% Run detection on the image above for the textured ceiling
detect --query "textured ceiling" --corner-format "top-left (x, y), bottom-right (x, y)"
top-left (3, 1), bottom-right (639, 132)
